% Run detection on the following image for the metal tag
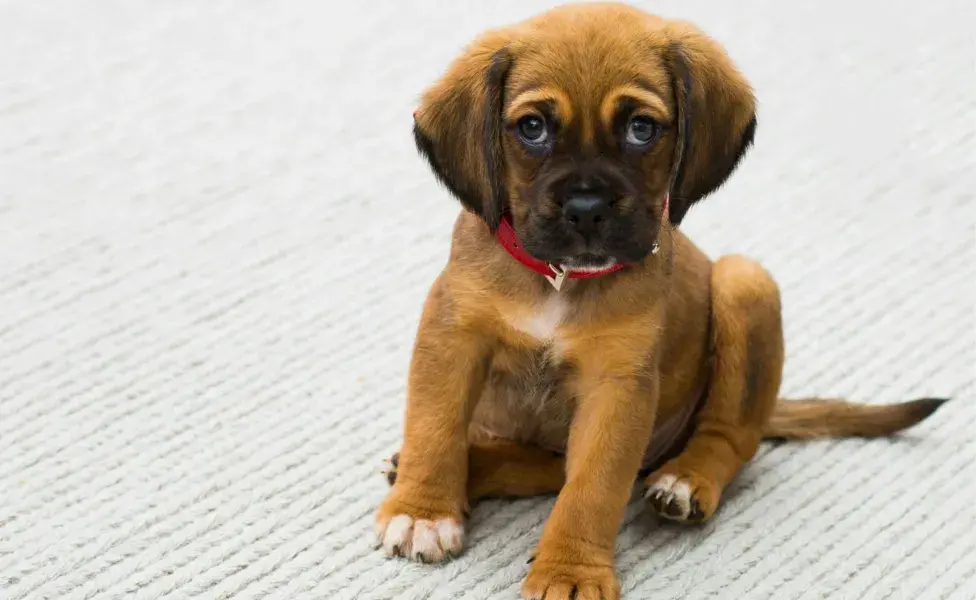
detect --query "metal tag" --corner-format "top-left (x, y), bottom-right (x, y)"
top-left (545, 264), bottom-right (567, 291)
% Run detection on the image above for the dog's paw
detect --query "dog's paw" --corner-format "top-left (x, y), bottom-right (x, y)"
top-left (374, 513), bottom-right (463, 562)
top-left (375, 484), bottom-right (464, 563)
top-left (643, 469), bottom-right (719, 524)
top-left (522, 556), bottom-right (619, 600)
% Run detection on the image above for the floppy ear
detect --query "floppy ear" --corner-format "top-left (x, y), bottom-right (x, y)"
top-left (665, 22), bottom-right (757, 226)
top-left (412, 30), bottom-right (514, 232)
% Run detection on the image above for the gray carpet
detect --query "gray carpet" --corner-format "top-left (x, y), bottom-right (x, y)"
top-left (1, 1), bottom-right (973, 599)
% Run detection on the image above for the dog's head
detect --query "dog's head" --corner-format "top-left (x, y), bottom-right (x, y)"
top-left (413, 3), bottom-right (756, 270)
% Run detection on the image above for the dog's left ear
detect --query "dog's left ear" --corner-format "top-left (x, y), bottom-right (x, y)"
top-left (412, 29), bottom-right (515, 232)
top-left (664, 22), bottom-right (757, 226)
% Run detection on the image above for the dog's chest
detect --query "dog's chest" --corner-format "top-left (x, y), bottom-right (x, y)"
top-left (476, 305), bottom-right (577, 448)
top-left (496, 294), bottom-right (571, 415)
top-left (505, 295), bottom-right (569, 349)
top-left (471, 294), bottom-right (587, 449)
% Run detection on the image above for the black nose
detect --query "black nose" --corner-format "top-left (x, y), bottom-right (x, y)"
top-left (562, 194), bottom-right (610, 234)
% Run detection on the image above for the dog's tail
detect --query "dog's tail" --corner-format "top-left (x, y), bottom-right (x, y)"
top-left (762, 397), bottom-right (948, 441)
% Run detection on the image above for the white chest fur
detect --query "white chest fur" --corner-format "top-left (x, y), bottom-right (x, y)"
top-left (506, 295), bottom-right (569, 343)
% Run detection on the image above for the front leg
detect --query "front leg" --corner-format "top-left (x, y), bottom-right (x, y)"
top-left (524, 342), bottom-right (659, 600)
top-left (375, 280), bottom-right (490, 563)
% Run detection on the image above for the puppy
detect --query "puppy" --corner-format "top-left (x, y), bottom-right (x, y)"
top-left (375, 3), bottom-right (947, 598)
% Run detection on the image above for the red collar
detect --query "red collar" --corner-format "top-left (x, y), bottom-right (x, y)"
top-left (494, 194), bottom-right (667, 290)
top-left (495, 215), bottom-right (627, 290)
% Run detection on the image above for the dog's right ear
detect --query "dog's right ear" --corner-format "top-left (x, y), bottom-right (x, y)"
top-left (413, 30), bottom-right (515, 233)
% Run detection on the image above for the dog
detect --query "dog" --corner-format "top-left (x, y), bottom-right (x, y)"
top-left (374, 3), bottom-right (947, 598)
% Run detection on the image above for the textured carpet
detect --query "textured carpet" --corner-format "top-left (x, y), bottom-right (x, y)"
top-left (1, 1), bottom-right (973, 599)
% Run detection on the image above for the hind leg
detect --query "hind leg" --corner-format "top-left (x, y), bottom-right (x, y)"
top-left (385, 439), bottom-right (565, 505)
top-left (645, 255), bottom-right (784, 523)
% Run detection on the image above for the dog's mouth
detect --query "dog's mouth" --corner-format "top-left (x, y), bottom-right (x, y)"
top-left (560, 253), bottom-right (618, 272)
top-left (519, 224), bottom-right (652, 270)
top-left (515, 205), bottom-right (657, 270)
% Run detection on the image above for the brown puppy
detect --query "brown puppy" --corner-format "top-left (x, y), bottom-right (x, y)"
top-left (374, 3), bottom-right (946, 598)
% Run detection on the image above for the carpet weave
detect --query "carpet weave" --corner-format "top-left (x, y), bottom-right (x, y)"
top-left (1, 1), bottom-right (973, 599)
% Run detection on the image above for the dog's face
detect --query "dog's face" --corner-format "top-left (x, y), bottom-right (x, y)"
top-left (413, 3), bottom-right (757, 268)
top-left (499, 39), bottom-right (676, 269)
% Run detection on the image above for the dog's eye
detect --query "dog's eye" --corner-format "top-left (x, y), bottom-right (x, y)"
top-left (517, 115), bottom-right (549, 145)
top-left (625, 116), bottom-right (660, 146)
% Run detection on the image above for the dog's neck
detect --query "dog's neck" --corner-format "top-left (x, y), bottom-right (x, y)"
top-left (494, 216), bottom-right (626, 291)
top-left (495, 194), bottom-right (667, 291)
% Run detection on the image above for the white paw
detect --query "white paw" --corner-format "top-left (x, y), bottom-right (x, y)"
top-left (375, 514), bottom-right (464, 562)
top-left (645, 474), bottom-right (696, 521)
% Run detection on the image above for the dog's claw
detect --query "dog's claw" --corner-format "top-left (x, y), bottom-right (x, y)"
top-left (383, 452), bottom-right (401, 486)
top-left (645, 471), bottom-right (717, 524)
top-left (664, 495), bottom-right (683, 517)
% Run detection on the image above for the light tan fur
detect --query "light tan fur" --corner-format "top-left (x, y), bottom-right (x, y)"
top-left (375, 4), bottom-right (946, 599)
